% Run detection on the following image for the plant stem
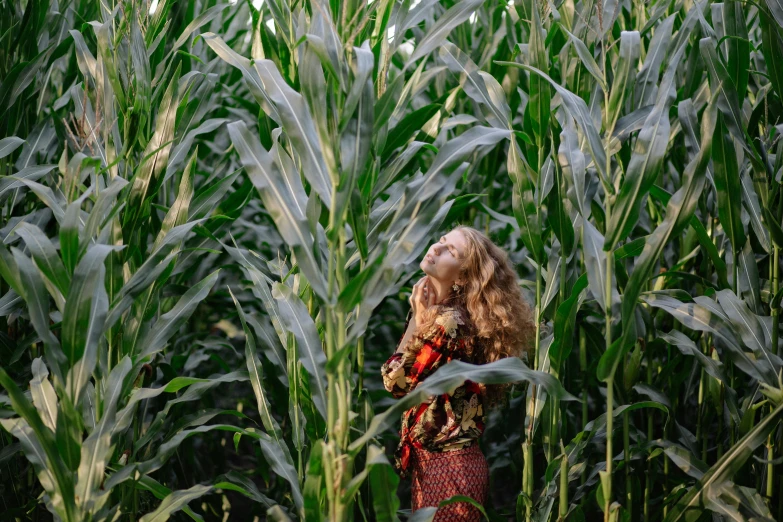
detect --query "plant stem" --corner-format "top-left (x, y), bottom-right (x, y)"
top-left (580, 326), bottom-right (588, 486)
top-left (524, 136), bottom-right (546, 522)
top-left (604, 200), bottom-right (614, 522)
top-left (767, 244), bottom-right (779, 507)
top-left (600, 11), bottom-right (616, 517)
top-left (624, 410), bottom-right (631, 516)
top-left (523, 440), bottom-right (533, 522)
top-left (644, 341), bottom-right (653, 522)
top-left (559, 449), bottom-right (568, 521)
top-left (774, 244), bottom-right (780, 358)
top-left (697, 336), bottom-right (707, 463)
top-left (605, 380), bottom-right (614, 521)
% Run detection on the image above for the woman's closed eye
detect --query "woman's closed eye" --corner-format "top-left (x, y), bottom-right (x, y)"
top-left (439, 240), bottom-right (455, 256)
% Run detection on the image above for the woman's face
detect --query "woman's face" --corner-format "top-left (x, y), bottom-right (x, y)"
top-left (420, 229), bottom-right (468, 284)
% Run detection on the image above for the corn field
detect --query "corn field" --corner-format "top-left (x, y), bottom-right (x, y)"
top-left (2, 0), bottom-right (783, 520)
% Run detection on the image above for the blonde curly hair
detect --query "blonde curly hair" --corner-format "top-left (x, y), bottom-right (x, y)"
top-left (416, 225), bottom-right (536, 409)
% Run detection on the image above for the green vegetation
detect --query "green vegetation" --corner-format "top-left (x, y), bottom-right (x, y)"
top-left (1, 0), bottom-right (783, 520)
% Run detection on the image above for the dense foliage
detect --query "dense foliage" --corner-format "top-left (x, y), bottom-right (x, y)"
top-left (2, 0), bottom-right (783, 520)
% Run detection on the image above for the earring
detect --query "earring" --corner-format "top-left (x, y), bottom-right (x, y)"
top-left (452, 282), bottom-right (461, 292)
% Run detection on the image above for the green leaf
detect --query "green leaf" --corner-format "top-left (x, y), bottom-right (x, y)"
top-left (5, 175), bottom-right (65, 223)
top-left (368, 444), bottom-right (400, 522)
top-left (760, 4), bottom-right (783, 102)
top-left (221, 241), bottom-right (288, 384)
top-left (558, 118), bottom-right (590, 219)
top-left (762, 206), bottom-right (783, 248)
top-left (227, 120), bottom-right (329, 302)
top-left (29, 358), bottom-right (58, 432)
top-left (104, 219), bottom-right (205, 331)
top-left (133, 474), bottom-right (207, 521)
top-left (605, 40), bottom-right (684, 250)
top-left (615, 237), bottom-right (645, 259)
top-left (559, 25), bottom-right (605, 90)
top-left (664, 401), bottom-right (783, 522)
top-left (303, 441), bottom-right (325, 521)
top-left (257, 428), bottom-right (304, 514)
top-left (336, 43), bottom-right (374, 227)
top-left (715, 289), bottom-right (780, 382)
top-left (634, 15), bottom-right (675, 109)
top-left (11, 247), bottom-right (65, 380)
top-left (125, 63), bottom-right (181, 239)
top-left (201, 33), bottom-right (281, 123)
top-left (0, 137), bottom-right (25, 159)
top-left (711, 113), bottom-right (746, 256)
top-left (406, 0), bottom-right (484, 64)
top-left (76, 357), bottom-right (132, 513)
top-left (649, 182), bottom-right (729, 289)
top-left (342, 41), bottom-right (374, 128)
top-left (607, 31), bottom-right (640, 128)
top-left (528, 6), bottom-right (550, 144)
top-left (382, 104), bottom-right (442, 158)
top-left (13, 222), bottom-right (69, 297)
top-left (65, 252), bottom-right (109, 405)
top-left (349, 357), bottom-right (575, 452)
top-left (137, 269), bottom-right (220, 360)
top-left (658, 330), bottom-right (739, 421)
top-left (61, 245), bottom-right (116, 367)
top-left (541, 246), bottom-right (563, 315)
top-left (618, 96), bottom-right (718, 359)
top-left (337, 246), bottom-right (386, 312)
top-left (546, 162), bottom-right (575, 257)
top-left (508, 136), bottom-right (545, 263)
top-left (80, 175), bottom-right (129, 258)
top-left (229, 288), bottom-right (286, 442)
top-left (156, 149), bottom-right (196, 245)
top-left (641, 293), bottom-right (773, 385)
top-left (0, 165), bottom-right (57, 201)
top-left (214, 471), bottom-right (275, 508)
top-left (699, 37), bottom-right (749, 154)
top-left (0, 366), bottom-right (77, 521)
top-left (255, 59), bottom-right (334, 208)
top-left (549, 274), bottom-right (588, 373)
top-left (497, 61), bottom-right (609, 189)
top-left (164, 119), bottom-right (227, 185)
top-left (583, 220), bottom-right (619, 314)
top-left (272, 283), bottom-right (328, 421)
top-left (765, 0), bottom-right (783, 33)
top-left (715, 1), bottom-right (750, 100)
top-left (438, 42), bottom-right (509, 129)
top-left (189, 167), bottom-right (241, 222)
top-left (139, 484), bottom-right (213, 522)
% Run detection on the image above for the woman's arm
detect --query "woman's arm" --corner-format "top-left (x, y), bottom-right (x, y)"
top-left (381, 309), bottom-right (462, 398)
top-left (395, 309), bottom-right (415, 354)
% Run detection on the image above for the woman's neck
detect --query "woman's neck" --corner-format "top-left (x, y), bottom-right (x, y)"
top-left (429, 277), bottom-right (454, 304)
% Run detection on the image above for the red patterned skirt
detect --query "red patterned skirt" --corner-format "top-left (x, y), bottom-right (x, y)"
top-left (410, 443), bottom-right (489, 521)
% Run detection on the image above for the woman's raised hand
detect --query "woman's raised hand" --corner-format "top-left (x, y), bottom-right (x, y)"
top-left (410, 275), bottom-right (437, 325)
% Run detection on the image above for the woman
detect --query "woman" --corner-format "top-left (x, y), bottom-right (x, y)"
top-left (380, 225), bottom-right (535, 520)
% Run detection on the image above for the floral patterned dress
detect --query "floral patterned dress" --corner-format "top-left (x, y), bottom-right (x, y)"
top-left (380, 305), bottom-right (486, 479)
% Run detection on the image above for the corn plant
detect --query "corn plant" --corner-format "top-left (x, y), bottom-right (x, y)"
top-left (207, 0), bottom-right (579, 518)
top-left (6, 0), bottom-right (783, 520)
top-left (0, 0), bottom-right (283, 519)
top-left (489, 0), bottom-right (783, 520)
top-left (1, 0), bottom-right (570, 520)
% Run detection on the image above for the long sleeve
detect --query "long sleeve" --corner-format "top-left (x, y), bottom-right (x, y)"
top-left (381, 308), bottom-right (463, 399)
top-left (380, 305), bottom-right (485, 478)
top-left (397, 308), bottom-right (413, 345)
